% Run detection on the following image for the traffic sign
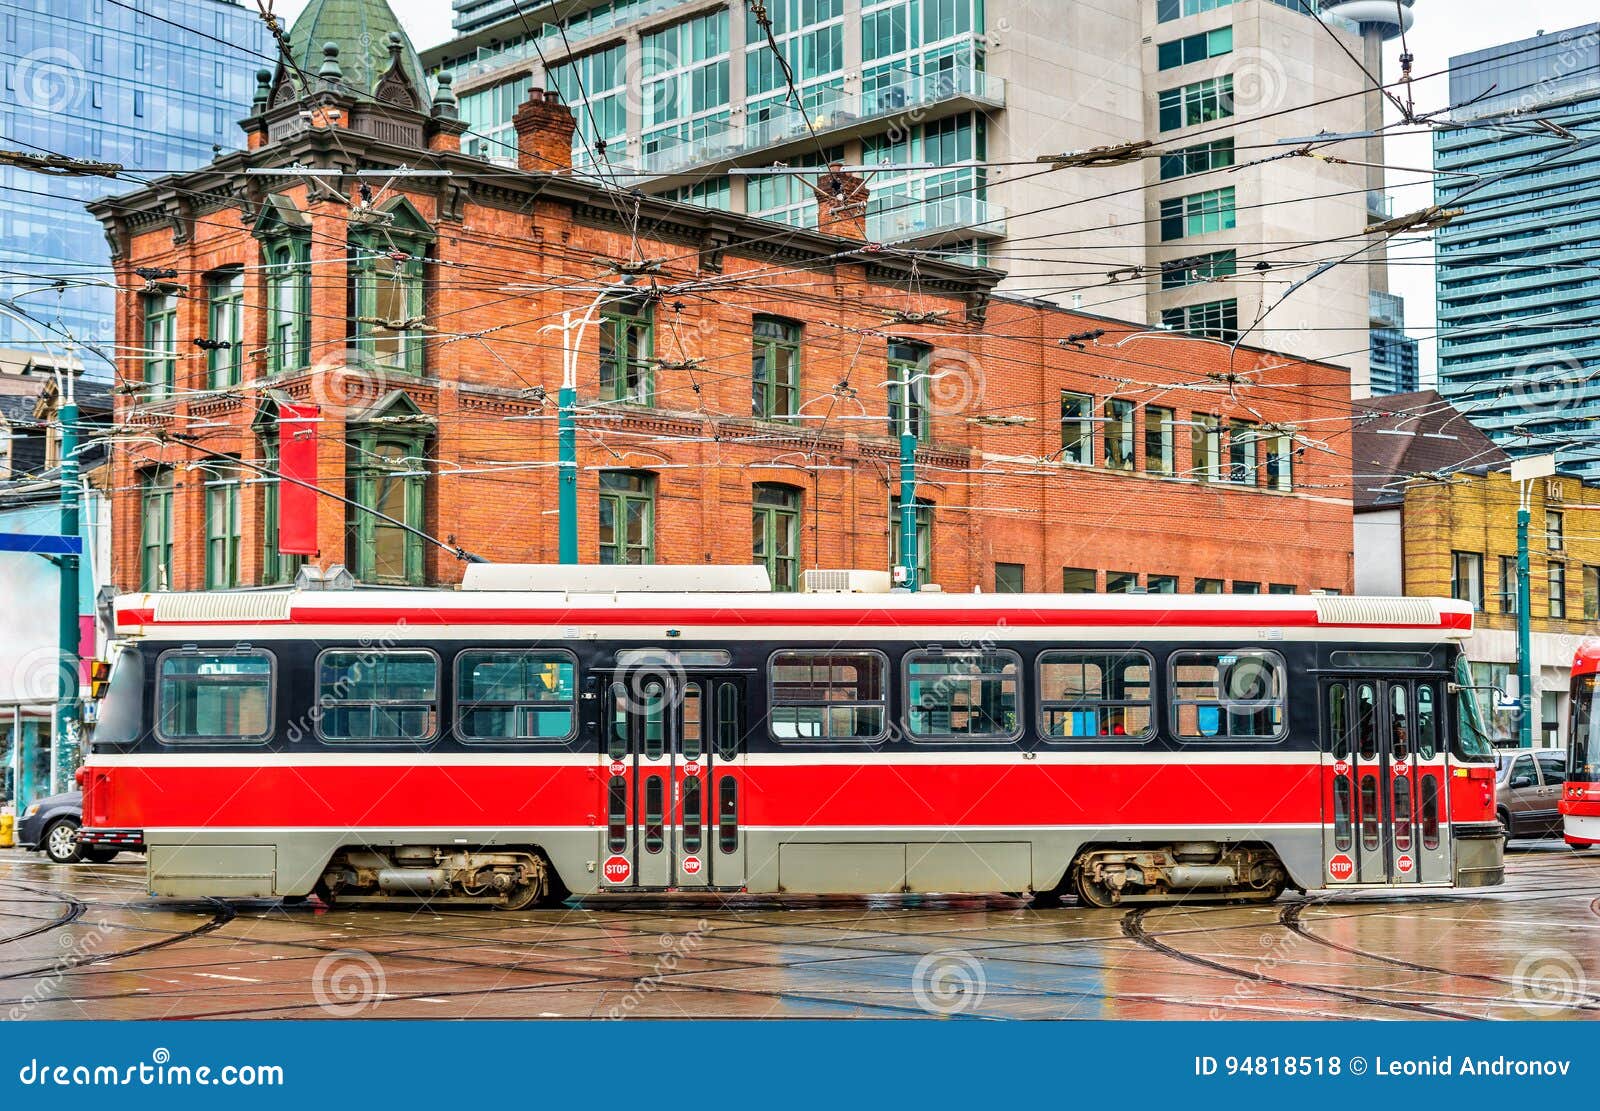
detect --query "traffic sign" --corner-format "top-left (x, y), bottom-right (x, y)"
top-left (602, 855), bottom-right (631, 883)
top-left (1328, 854), bottom-right (1355, 881)
top-left (1397, 854), bottom-right (1414, 874)
top-left (682, 856), bottom-right (702, 876)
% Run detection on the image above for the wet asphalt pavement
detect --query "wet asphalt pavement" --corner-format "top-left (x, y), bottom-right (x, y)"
top-left (1, 844), bottom-right (1595, 1020)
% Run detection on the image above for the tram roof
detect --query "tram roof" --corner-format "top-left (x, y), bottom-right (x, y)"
top-left (112, 587), bottom-right (1474, 640)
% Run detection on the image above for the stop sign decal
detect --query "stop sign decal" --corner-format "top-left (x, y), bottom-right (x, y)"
top-left (609, 761), bottom-right (627, 776)
top-left (1397, 854), bottom-right (1414, 874)
top-left (1328, 854), bottom-right (1355, 881)
top-left (682, 856), bottom-right (702, 876)
top-left (1333, 760), bottom-right (1349, 777)
top-left (602, 855), bottom-right (631, 883)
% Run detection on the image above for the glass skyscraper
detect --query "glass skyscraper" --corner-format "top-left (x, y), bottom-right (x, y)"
top-left (1369, 290), bottom-right (1419, 396)
top-left (0, 0), bottom-right (264, 369)
top-left (1435, 24), bottom-right (1600, 476)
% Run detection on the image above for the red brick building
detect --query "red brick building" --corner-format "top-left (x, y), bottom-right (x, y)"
top-left (91, 14), bottom-right (1355, 598)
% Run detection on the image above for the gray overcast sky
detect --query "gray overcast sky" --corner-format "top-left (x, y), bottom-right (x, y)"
top-left (277, 1), bottom-right (1596, 384)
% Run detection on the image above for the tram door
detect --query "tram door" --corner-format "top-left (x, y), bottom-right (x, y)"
top-left (603, 669), bottom-right (746, 890)
top-left (1321, 677), bottom-right (1451, 885)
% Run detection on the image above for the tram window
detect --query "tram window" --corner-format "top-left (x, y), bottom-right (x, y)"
top-left (1330, 651), bottom-right (1434, 670)
top-left (1333, 776), bottom-right (1353, 852)
top-left (904, 650), bottom-right (1022, 742)
top-left (1360, 775), bottom-right (1380, 851)
top-left (682, 682), bottom-right (703, 761)
top-left (155, 649), bottom-right (273, 744)
top-left (1168, 651), bottom-right (1285, 740)
top-left (608, 683), bottom-right (629, 760)
top-left (316, 649), bottom-right (438, 743)
top-left (642, 680), bottom-right (666, 760)
top-left (1356, 683), bottom-right (1377, 759)
top-left (607, 775), bottom-right (627, 853)
top-left (1420, 777), bottom-right (1440, 850)
top-left (769, 651), bottom-right (888, 742)
top-left (1037, 651), bottom-right (1153, 741)
top-left (717, 776), bottom-right (738, 853)
top-left (616, 648), bottom-right (732, 668)
top-left (1391, 685), bottom-right (1410, 760)
top-left (95, 649), bottom-right (146, 746)
top-left (644, 775), bottom-right (664, 853)
top-left (1416, 683), bottom-right (1438, 759)
top-left (683, 775), bottom-right (703, 854)
top-left (1392, 777), bottom-right (1413, 851)
top-left (454, 650), bottom-right (576, 743)
top-left (716, 682), bottom-right (743, 759)
top-left (1326, 683), bottom-right (1350, 759)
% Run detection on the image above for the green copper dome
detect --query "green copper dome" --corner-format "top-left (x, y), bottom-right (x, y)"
top-left (285, 0), bottom-right (427, 100)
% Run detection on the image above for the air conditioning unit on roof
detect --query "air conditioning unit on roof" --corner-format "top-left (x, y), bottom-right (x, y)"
top-left (802, 569), bottom-right (893, 594)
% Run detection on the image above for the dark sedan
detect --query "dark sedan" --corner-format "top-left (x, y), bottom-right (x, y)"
top-left (16, 791), bottom-right (141, 864)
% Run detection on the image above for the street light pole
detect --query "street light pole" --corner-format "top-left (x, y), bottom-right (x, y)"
top-left (541, 281), bottom-right (635, 565)
top-left (1509, 454), bottom-right (1556, 750)
top-left (898, 383), bottom-right (919, 593)
top-left (1516, 501), bottom-right (1533, 750)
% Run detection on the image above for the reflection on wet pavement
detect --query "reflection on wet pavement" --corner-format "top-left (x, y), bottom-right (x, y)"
top-left (1, 845), bottom-right (1595, 1020)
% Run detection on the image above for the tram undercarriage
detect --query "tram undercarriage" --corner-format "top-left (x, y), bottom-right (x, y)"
top-left (1063, 843), bottom-right (1292, 907)
top-left (315, 846), bottom-right (564, 910)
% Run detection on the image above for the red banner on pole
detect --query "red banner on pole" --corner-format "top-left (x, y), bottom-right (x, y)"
top-left (277, 403), bottom-right (320, 556)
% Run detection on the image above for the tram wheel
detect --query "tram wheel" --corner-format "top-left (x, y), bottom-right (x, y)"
top-left (1072, 868), bottom-right (1120, 909)
top-left (501, 881), bottom-right (544, 911)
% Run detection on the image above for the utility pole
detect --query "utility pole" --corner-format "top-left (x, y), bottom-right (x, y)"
top-left (1510, 455), bottom-right (1557, 749)
top-left (53, 371), bottom-right (81, 792)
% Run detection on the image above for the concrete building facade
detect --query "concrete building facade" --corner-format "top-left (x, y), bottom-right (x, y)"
top-left (425, 0), bottom-right (1387, 389)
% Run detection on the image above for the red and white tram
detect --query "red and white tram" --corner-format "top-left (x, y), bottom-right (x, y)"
top-left (1562, 641), bottom-right (1600, 851)
top-left (83, 566), bottom-right (1504, 907)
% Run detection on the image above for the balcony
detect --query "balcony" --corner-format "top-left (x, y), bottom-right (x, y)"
top-left (868, 195), bottom-right (1007, 244)
top-left (635, 61), bottom-right (1006, 179)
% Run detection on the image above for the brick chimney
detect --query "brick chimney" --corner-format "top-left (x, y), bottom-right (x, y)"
top-left (810, 162), bottom-right (870, 240)
top-left (513, 88), bottom-right (577, 173)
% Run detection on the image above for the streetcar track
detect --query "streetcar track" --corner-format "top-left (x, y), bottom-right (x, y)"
top-left (1120, 906), bottom-right (1486, 1019)
top-left (1280, 898), bottom-right (1600, 1008)
top-left (0, 898), bottom-right (236, 983)
top-left (0, 882), bottom-right (85, 947)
